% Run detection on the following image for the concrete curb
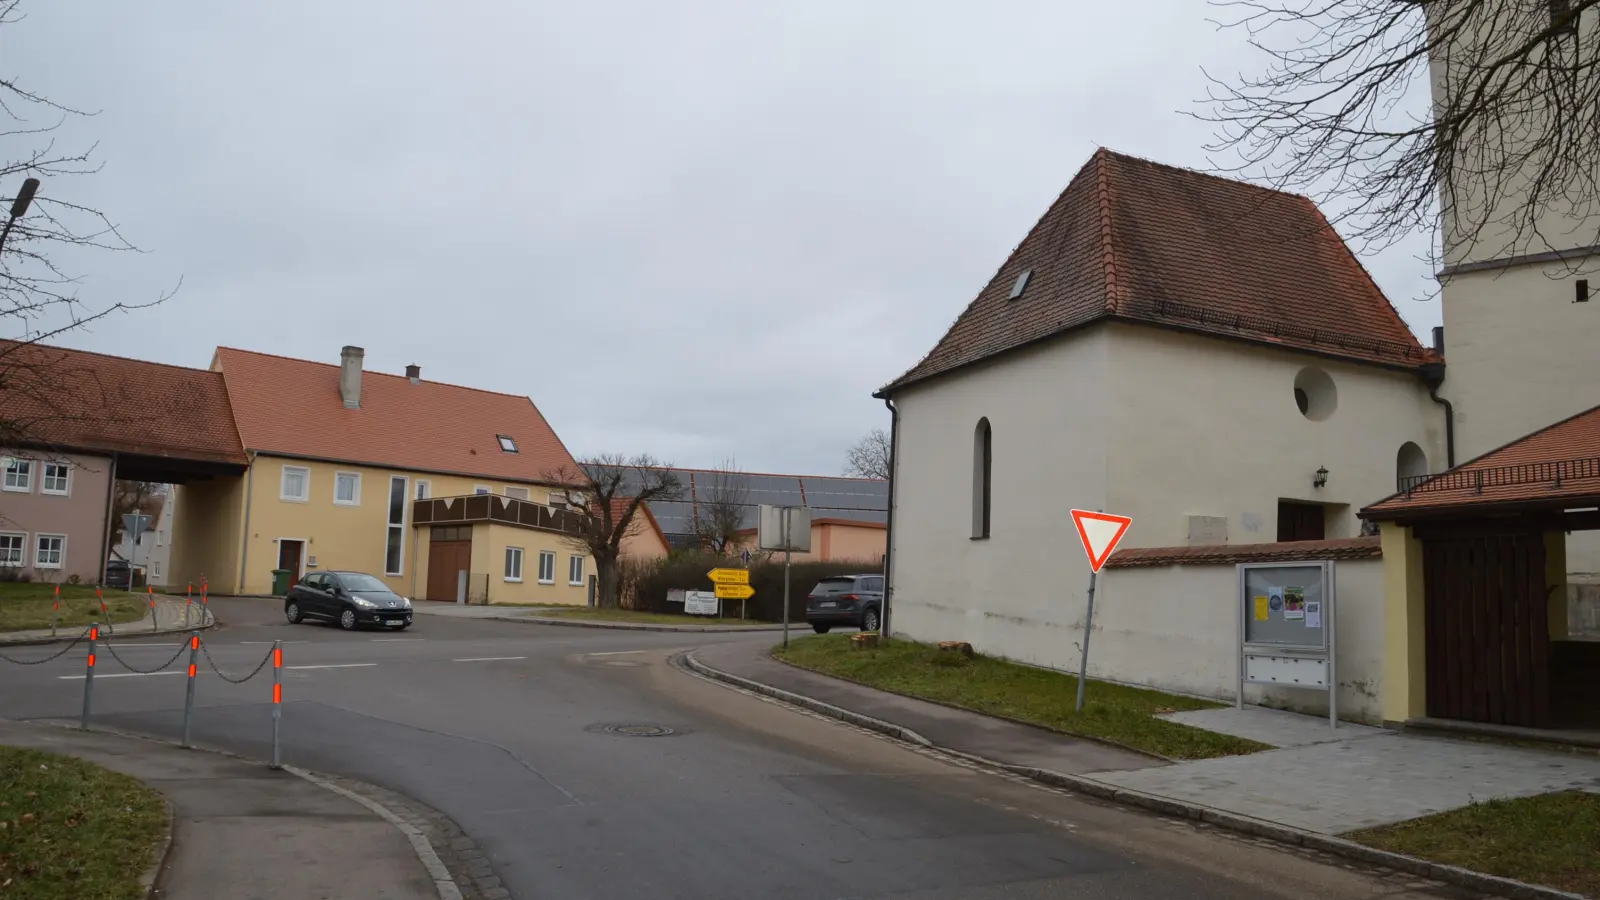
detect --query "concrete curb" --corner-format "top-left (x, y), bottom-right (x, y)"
top-left (0, 610), bottom-right (217, 647)
top-left (682, 650), bottom-right (1587, 900)
top-left (504, 615), bottom-right (787, 634)
top-left (288, 766), bottom-right (463, 900)
top-left (140, 797), bottom-right (176, 900)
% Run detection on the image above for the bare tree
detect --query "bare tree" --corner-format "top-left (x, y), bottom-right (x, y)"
top-left (695, 458), bottom-right (749, 554)
top-left (1200, 0), bottom-right (1600, 267)
top-left (547, 454), bottom-right (683, 609)
top-left (1, 0), bottom-right (171, 458)
top-left (110, 480), bottom-right (164, 546)
top-left (843, 428), bottom-right (891, 480)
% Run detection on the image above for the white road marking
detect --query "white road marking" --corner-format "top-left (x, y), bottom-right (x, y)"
top-left (58, 671), bottom-right (184, 680)
top-left (586, 649), bottom-right (647, 656)
top-left (102, 643), bottom-right (183, 650)
top-left (452, 656), bottom-right (526, 662)
top-left (239, 640), bottom-right (310, 644)
top-left (286, 663), bottom-right (377, 670)
top-left (371, 638), bottom-right (423, 642)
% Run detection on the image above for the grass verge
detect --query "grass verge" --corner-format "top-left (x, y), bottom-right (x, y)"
top-left (535, 607), bottom-right (761, 626)
top-left (1347, 790), bottom-right (1599, 897)
top-left (772, 635), bottom-right (1271, 760)
top-left (0, 584), bottom-right (147, 633)
top-left (0, 746), bottom-right (168, 900)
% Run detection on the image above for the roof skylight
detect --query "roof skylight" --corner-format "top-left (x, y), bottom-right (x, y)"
top-left (1009, 269), bottom-right (1032, 300)
top-left (497, 435), bottom-right (518, 453)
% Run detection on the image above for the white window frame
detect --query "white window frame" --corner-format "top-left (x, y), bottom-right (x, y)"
top-left (3, 458), bottom-right (33, 493)
top-left (474, 485), bottom-right (492, 495)
top-left (568, 555), bottom-right (584, 585)
top-left (497, 434), bottom-right (519, 453)
top-left (504, 486), bottom-right (530, 501)
top-left (333, 471), bottom-right (362, 506)
top-left (152, 560), bottom-right (162, 578)
top-left (280, 465), bottom-right (310, 502)
top-left (0, 532), bottom-right (26, 567)
top-left (385, 475), bottom-right (408, 577)
top-left (40, 462), bottom-right (70, 496)
top-left (414, 480), bottom-right (431, 500)
top-left (34, 533), bottom-right (65, 569)
top-left (537, 550), bottom-right (555, 584)
top-left (504, 546), bottom-right (525, 582)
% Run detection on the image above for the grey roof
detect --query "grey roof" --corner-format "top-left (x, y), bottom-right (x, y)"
top-left (587, 465), bottom-right (887, 538)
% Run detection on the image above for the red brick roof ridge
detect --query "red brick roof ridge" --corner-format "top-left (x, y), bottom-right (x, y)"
top-left (1095, 148), bottom-right (1120, 314)
top-left (213, 346), bottom-right (543, 402)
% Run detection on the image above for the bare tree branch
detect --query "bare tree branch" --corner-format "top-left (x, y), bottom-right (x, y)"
top-left (694, 458), bottom-right (749, 554)
top-left (843, 428), bottom-right (891, 481)
top-left (1198, 0), bottom-right (1600, 271)
top-left (543, 454), bottom-right (684, 608)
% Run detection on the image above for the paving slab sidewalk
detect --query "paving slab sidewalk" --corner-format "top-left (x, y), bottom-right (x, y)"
top-left (1, 596), bottom-right (214, 644)
top-left (0, 720), bottom-right (437, 900)
top-left (694, 639), bottom-right (1600, 836)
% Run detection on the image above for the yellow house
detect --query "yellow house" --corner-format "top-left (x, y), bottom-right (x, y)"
top-left (170, 346), bottom-right (592, 605)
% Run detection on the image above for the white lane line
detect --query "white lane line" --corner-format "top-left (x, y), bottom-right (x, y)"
top-left (102, 643), bottom-right (182, 649)
top-left (371, 638), bottom-right (423, 642)
top-left (586, 649), bottom-right (647, 656)
top-left (58, 671), bottom-right (184, 680)
top-left (286, 663), bottom-right (377, 670)
top-left (239, 640), bottom-right (311, 644)
top-left (452, 656), bottom-right (526, 662)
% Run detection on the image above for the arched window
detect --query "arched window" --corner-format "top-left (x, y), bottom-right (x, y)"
top-left (1397, 441), bottom-right (1429, 488)
top-left (972, 418), bottom-right (992, 539)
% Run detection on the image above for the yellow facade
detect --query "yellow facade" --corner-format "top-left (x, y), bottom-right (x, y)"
top-left (1379, 522), bottom-right (1428, 725)
top-left (172, 454), bottom-right (590, 604)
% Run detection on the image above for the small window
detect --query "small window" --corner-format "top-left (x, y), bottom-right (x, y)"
top-left (971, 418), bottom-right (992, 539)
top-left (334, 471), bottom-right (361, 506)
top-left (1008, 269), bottom-right (1032, 300)
top-left (538, 550), bottom-right (555, 584)
top-left (568, 555), bottom-right (584, 585)
top-left (3, 459), bottom-right (32, 492)
top-left (0, 533), bottom-right (25, 566)
top-left (475, 485), bottom-right (492, 495)
top-left (34, 534), bottom-right (64, 569)
top-left (497, 435), bottom-right (519, 453)
top-left (152, 561), bottom-right (161, 578)
top-left (281, 466), bottom-right (310, 502)
top-left (414, 480), bottom-right (431, 500)
top-left (548, 491), bottom-right (568, 509)
top-left (40, 463), bottom-right (69, 495)
top-left (505, 486), bottom-right (530, 501)
top-left (504, 547), bottom-right (524, 582)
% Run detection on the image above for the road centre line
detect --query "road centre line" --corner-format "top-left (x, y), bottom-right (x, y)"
top-left (371, 638), bottom-right (423, 642)
top-left (59, 671), bottom-right (184, 680)
top-left (586, 650), bottom-right (647, 656)
top-left (452, 656), bottom-right (526, 662)
top-left (239, 640), bottom-right (310, 645)
top-left (286, 663), bottom-right (378, 670)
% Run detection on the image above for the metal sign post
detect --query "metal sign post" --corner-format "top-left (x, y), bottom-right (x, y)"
top-left (1074, 570), bottom-right (1098, 713)
top-left (1237, 561), bottom-right (1337, 729)
top-left (1069, 510), bottom-right (1132, 713)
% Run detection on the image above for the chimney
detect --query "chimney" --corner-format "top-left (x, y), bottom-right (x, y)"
top-left (1431, 326), bottom-right (1444, 354)
top-left (339, 345), bottom-right (364, 409)
top-left (405, 364), bottom-right (421, 386)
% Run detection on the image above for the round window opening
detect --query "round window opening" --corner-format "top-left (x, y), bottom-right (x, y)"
top-left (1293, 366), bottom-right (1337, 421)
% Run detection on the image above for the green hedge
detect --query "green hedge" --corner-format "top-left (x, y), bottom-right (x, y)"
top-left (624, 552), bottom-right (873, 622)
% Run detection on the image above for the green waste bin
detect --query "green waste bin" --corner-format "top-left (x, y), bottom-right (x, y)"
top-left (271, 569), bottom-right (292, 596)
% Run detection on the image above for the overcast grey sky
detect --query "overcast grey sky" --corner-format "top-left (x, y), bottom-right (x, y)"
top-left (6, 1), bottom-right (1439, 476)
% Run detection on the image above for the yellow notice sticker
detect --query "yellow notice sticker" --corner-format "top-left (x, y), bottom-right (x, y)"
top-left (1254, 596), bottom-right (1270, 621)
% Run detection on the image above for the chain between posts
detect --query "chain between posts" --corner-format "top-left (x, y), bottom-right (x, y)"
top-left (0, 627), bottom-right (94, 665)
top-left (200, 641), bottom-right (276, 684)
top-left (100, 639), bottom-right (191, 675)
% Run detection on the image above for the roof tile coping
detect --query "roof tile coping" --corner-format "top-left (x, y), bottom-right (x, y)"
top-left (1105, 537), bottom-right (1382, 568)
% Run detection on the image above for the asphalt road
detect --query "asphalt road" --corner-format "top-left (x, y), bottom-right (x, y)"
top-left (0, 598), bottom-right (1471, 900)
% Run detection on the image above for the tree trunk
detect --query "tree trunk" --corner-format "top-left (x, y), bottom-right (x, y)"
top-left (595, 551), bottom-right (622, 609)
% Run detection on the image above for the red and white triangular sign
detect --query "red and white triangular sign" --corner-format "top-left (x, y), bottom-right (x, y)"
top-left (1071, 509), bottom-right (1132, 573)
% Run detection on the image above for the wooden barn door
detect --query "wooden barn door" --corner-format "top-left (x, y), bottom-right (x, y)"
top-left (1422, 531), bottom-right (1551, 728)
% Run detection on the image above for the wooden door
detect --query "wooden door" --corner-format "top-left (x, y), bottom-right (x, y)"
top-left (427, 539), bottom-right (472, 602)
top-left (1422, 532), bottom-right (1551, 728)
top-left (277, 540), bottom-right (303, 581)
top-left (1277, 501), bottom-right (1325, 542)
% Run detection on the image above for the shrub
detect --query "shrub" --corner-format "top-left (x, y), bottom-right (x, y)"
top-left (625, 551), bottom-right (874, 622)
top-left (0, 567), bottom-right (31, 583)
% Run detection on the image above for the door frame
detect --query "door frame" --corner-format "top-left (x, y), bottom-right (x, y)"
top-left (275, 537), bottom-right (309, 581)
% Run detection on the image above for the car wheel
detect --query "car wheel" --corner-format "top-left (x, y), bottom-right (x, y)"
top-left (339, 609), bottom-right (357, 631)
top-left (285, 602), bottom-right (303, 624)
top-left (861, 607), bottom-right (880, 633)
top-left (811, 624), bottom-right (831, 634)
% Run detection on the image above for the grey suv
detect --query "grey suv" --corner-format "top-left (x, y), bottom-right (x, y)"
top-left (804, 574), bottom-right (883, 633)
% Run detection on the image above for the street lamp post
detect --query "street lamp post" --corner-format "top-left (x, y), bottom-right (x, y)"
top-left (0, 177), bottom-right (40, 254)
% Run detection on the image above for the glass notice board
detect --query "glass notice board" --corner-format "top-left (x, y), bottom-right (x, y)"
top-left (1241, 563), bottom-right (1328, 650)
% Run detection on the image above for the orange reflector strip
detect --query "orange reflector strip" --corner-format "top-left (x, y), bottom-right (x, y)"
top-left (190, 635), bottom-right (200, 650)
top-left (90, 626), bottom-right (99, 641)
top-left (86, 653), bottom-right (96, 667)
top-left (273, 648), bottom-right (282, 668)
top-left (272, 684), bottom-right (282, 704)
top-left (188, 663), bottom-right (197, 677)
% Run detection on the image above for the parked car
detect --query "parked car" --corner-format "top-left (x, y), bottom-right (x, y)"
top-left (804, 574), bottom-right (883, 633)
top-left (285, 571), bottom-right (413, 631)
top-left (104, 559), bottom-right (132, 590)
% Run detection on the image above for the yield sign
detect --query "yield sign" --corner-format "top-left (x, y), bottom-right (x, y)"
top-left (1071, 509), bottom-right (1132, 573)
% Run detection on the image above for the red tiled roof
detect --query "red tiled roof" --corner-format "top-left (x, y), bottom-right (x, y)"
top-left (212, 347), bottom-right (578, 483)
top-left (879, 149), bottom-right (1432, 395)
top-left (0, 341), bottom-right (246, 465)
top-left (1363, 403), bottom-right (1600, 519)
top-left (610, 497), bottom-right (667, 546)
top-left (1105, 537), bottom-right (1381, 568)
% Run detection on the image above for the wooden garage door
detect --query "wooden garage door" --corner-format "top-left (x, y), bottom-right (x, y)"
top-left (1422, 532), bottom-right (1551, 728)
top-left (426, 526), bottom-right (472, 602)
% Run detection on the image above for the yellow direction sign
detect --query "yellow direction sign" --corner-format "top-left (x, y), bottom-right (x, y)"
top-left (707, 568), bottom-right (750, 586)
top-left (715, 583), bottom-right (755, 600)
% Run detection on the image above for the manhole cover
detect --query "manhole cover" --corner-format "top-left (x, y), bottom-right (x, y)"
top-left (586, 723), bottom-right (678, 737)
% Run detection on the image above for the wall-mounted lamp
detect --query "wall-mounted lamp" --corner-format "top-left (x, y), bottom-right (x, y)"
top-left (1313, 466), bottom-right (1329, 489)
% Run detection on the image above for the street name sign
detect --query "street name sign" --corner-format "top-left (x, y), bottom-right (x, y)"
top-left (707, 568), bottom-right (750, 586)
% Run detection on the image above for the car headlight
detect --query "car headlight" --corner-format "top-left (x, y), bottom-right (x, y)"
top-left (351, 597), bottom-right (377, 609)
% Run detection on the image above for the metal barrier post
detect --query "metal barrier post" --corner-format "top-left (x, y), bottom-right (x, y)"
top-left (50, 584), bottom-right (59, 638)
top-left (181, 632), bottom-right (200, 748)
top-left (96, 587), bottom-right (112, 636)
top-left (184, 584), bottom-right (193, 628)
top-left (201, 583), bottom-right (209, 625)
top-left (80, 625), bottom-right (99, 730)
top-left (270, 640), bottom-right (282, 769)
top-left (148, 586), bottom-right (157, 632)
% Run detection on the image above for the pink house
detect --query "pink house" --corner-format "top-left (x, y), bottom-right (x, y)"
top-left (0, 341), bottom-right (247, 584)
